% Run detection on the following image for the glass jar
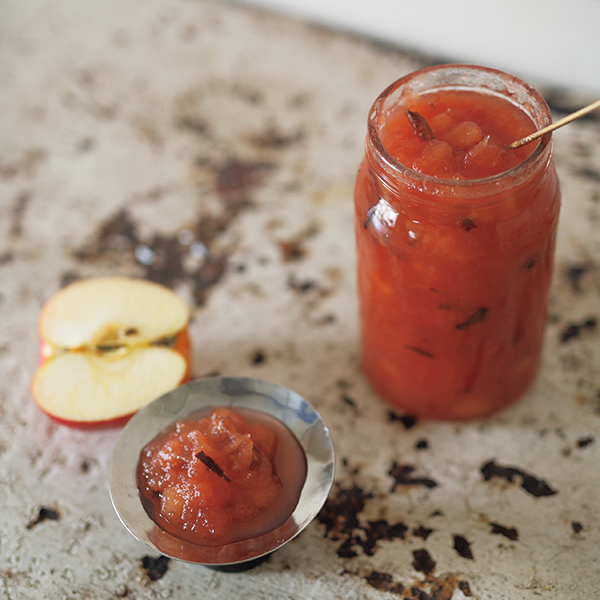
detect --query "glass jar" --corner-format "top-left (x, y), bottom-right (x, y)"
top-left (354, 64), bottom-right (561, 420)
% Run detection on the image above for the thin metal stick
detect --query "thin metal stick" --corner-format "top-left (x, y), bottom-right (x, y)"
top-left (510, 98), bottom-right (600, 149)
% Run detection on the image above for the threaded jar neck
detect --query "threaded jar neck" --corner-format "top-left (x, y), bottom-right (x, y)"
top-left (365, 64), bottom-right (554, 205)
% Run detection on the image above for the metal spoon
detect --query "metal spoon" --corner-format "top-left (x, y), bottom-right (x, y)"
top-left (109, 376), bottom-right (335, 570)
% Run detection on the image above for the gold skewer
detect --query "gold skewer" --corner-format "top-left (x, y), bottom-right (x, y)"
top-left (510, 98), bottom-right (600, 149)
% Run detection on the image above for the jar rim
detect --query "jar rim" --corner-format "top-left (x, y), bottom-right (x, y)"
top-left (367, 64), bottom-right (553, 190)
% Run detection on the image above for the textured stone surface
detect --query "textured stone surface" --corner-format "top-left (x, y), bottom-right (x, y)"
top-left (1, 1), bottom-right (599, 598)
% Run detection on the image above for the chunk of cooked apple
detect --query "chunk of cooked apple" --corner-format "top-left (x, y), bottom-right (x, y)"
top-left (31, 276), bottom-right (192, 428)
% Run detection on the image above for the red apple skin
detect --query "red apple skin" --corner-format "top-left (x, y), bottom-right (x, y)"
top-left (34, 328), bottom-right (193, 429)
top-left (44, 411), bottom-right (135, 430)
top-left (173, 327), bottom-right (193, 384)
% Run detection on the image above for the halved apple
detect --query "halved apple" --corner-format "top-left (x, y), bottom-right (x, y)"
top-left (31, 276), bottom-right (192, 428)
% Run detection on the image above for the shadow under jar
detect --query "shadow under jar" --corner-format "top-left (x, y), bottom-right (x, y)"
top-left (354, 64), bottom-right (561, 420)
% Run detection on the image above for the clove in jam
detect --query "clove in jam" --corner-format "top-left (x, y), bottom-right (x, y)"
top-left (137, 406), bottom-right (307, 546)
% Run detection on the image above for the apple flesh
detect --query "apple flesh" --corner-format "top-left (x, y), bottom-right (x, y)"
top-left (31, 277), bottom-right (192, 428)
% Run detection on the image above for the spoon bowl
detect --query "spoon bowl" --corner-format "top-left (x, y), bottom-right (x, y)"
top-left (109, 376), bottom-right (335, 570)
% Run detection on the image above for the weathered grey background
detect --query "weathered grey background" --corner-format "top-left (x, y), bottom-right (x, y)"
top-left (1, 1), bottom-right (599, 598)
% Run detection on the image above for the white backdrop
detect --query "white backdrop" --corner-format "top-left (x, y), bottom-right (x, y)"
top-left (238, 0), bottom-right (600, 95)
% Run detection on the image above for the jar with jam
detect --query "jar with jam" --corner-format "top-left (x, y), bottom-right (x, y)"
top-left (354, 64), bottom-right (561, 420)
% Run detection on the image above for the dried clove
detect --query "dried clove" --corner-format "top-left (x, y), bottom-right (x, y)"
top-left (406, 110), bottom-right (435, 141)
top-left (195, 451), bottom-right (231, 482)
top-left (456, 307), bottom-right (489, 330)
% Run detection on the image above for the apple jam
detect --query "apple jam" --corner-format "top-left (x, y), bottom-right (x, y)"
top-left (137, 407), bottom-right (307, 546)
top-left (355, 65), bottom-right (561, 420)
